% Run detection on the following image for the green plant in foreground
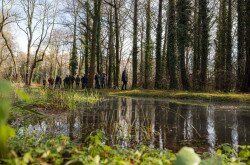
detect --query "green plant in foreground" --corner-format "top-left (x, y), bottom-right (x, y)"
top-left (0, 81), bottom-right (15, 158)
top-left (1, 130), bottom-right (249, 165)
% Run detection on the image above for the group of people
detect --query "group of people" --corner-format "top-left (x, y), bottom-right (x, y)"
top-left (63, 74), bottom-right (88, 89)
top-left (43, 74), bottom-right (88, 89)
top-left (94, 73), bottom-right (106, 89)
top-left (42, 69), bottom-right (128, 90)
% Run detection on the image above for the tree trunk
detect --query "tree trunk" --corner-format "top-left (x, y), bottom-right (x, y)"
top-left (242, 0), bottom-right (250, 92)
top-left (214, 0), bottom-right (227, 91)
top-left (132, 0), bottom-right (138, 88)
top-left (84, 1), bottom-right (90, 75)
top-left (199, 0), bottom-right (209, 91)
top-left (167, 0), bottom-right (178, 90)
top-left (144, 0), bottom-right (152, 89)
top-left (108, 6), bottom-right (114, 88)
top-left (192, 0), bottom-right (200, 90)
top-left (96, 2), bottom-right (102, 74)
top-left (155, 0), bottom-right (163, 89)
top-left (225, 0), bottom-right (232, 91)
top-left (114, 0), bottom-right (120, 88)
top-left (1, 32), bottom-right (18, 80)
top-left (140, 17), bottom-right (145, 87)
top-left (237, 0), bottom-right (246, 90)
top-left (176, 0), bottom-right (191, 90)
top-left (88, 0), bottom-right (102, 88)
top-left (70, 13), bottom-right (78, 76)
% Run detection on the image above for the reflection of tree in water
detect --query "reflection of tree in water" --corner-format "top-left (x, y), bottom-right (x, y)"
top-left (68, 111), bottom-right (75, 139)
top-left (206, 105), bottom-right (216, 154)
top-left (117, 97), bottom-right (132, 147)
top-left (183, 106), bottom-right (193, 140)
top-left (231, 110), bottom-right (238, 152)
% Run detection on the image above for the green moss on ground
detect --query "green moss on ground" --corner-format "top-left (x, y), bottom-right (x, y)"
top-left (108, 89), bottom-right (250, 103)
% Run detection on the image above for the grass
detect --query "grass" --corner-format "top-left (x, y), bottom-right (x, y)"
top-left (13, 88), bottom-right (102, 112)
top-left (108, 89), bottom-right (250, 103)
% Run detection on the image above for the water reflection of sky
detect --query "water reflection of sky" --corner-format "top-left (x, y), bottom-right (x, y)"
top-left (12, 97), bottom-right (250, 153)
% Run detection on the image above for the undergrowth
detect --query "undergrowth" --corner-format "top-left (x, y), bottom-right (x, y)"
top-left (1, 131), bottom-right (250, 165)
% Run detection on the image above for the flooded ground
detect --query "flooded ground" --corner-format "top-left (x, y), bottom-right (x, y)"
top-left (11, 97), bottom-right (250, 153)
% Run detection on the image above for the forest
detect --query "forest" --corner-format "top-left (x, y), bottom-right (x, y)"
top-left (0, 0), bottom-right (250, 164)
top-left (0, 0), bottom-right (249, 91)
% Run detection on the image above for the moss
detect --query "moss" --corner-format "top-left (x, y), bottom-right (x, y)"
top-left (109, 90), bottom-right (250, 103)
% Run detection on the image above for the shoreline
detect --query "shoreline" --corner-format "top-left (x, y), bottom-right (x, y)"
top-left (108, 89), bottom-right (250, 103)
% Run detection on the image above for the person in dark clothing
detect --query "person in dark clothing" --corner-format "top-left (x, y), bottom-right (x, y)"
top-left (64, 75), bottom-right (69, 89)
top-left (100, 73), bottom-right (106, 88)
top-left (95, 73), bottom-right (101, 89)
top-left (42, 78), bottom-right (46, 88)
top-left (70, 75), bottom-right (75, 89)
top-left (75, 75), bottom-right (80, 89)
top-left (122, 69), bottom-right (128, 90)
top-left (81, 74), bottom-right (88, 89)
top-left (55, 75), bottom-right (62, 89)
top-left (48, 76), bottom-right (54, 89)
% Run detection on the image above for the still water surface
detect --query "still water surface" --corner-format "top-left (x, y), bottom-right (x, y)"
top-left (12, 97), bottom-right (250, 152)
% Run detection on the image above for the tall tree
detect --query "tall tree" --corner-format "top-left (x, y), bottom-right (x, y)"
top-left (214, 0), bottom-right (233, 92)
top-left (17, 0), bottom-right (57, 85)
top-left (242, 0), bottom-right (250, 92)
top-left (96, 1), bottom-right (102, 74)
top-left (198, 0), bottom-right (209, 91)
top-left (192, 0), bottom-right (209, 91)
top-left (84, 0), bottom-right (90, 75)
top-left (192, 0), bottom-right (200, 90)
top-left (108, 6), bottom-right (114, 88)
top-left (139, 17), bottom-right (145, 87)
top-left (225, 0), bottom-right (232, 91)
top-left (144, 0), bottom-right (153, 89)
top-left (114, 0), bottom-right (120, 88)
top-left (167, 0), bottom-right (178, 89)
top-left (176, 0), bottom-right (191, 90)
top-left (0, 0), bottom-right (17, 79)
top-left (69, 0), bottom-right (79, 76)
top-left (88, 0), bottom-right (102, 88)
top-left (154, 0), bottom-right (163, 89)
top-left (214, 0), bottom-right (227, 91)
top-left (132, 0), bottom-right (138, 88)
top-left (237, 0), bottom-right (246, 90)
top-left (161, 19), bottom-right (168, 88)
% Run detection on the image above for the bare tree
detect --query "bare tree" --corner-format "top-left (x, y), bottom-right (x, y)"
top-left (0, 0), bottom-right (17, 79)
top-left (16, 0), bottom-right (58, 85)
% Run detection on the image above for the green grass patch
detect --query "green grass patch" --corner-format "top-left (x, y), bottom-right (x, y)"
top-left (109, 90), bottom-right (250, 103)
top-left (14, 88), bottom-right (102, 112)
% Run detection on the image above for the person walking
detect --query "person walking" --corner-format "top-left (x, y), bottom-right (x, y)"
top-left (81, 74), bottom-right (88, 89)
top-left (64, 75), bottom-right (69, 89)
top-left (75, 75), bottom-right (80, 89)
top-left (122, 69), bottom-right (128, 90)
top-left (42, 78), bottom-right (46, 88)
top-left (95, 73), bottom-right (101, 89)
top-left (101, 73), bottom-right (106, 89)
top-left (70, 75), bottom-right (75, 89)
top-left (48, 76), bottom-right (54, 89)
top-left (55, 75), bottom-right (62, 89)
